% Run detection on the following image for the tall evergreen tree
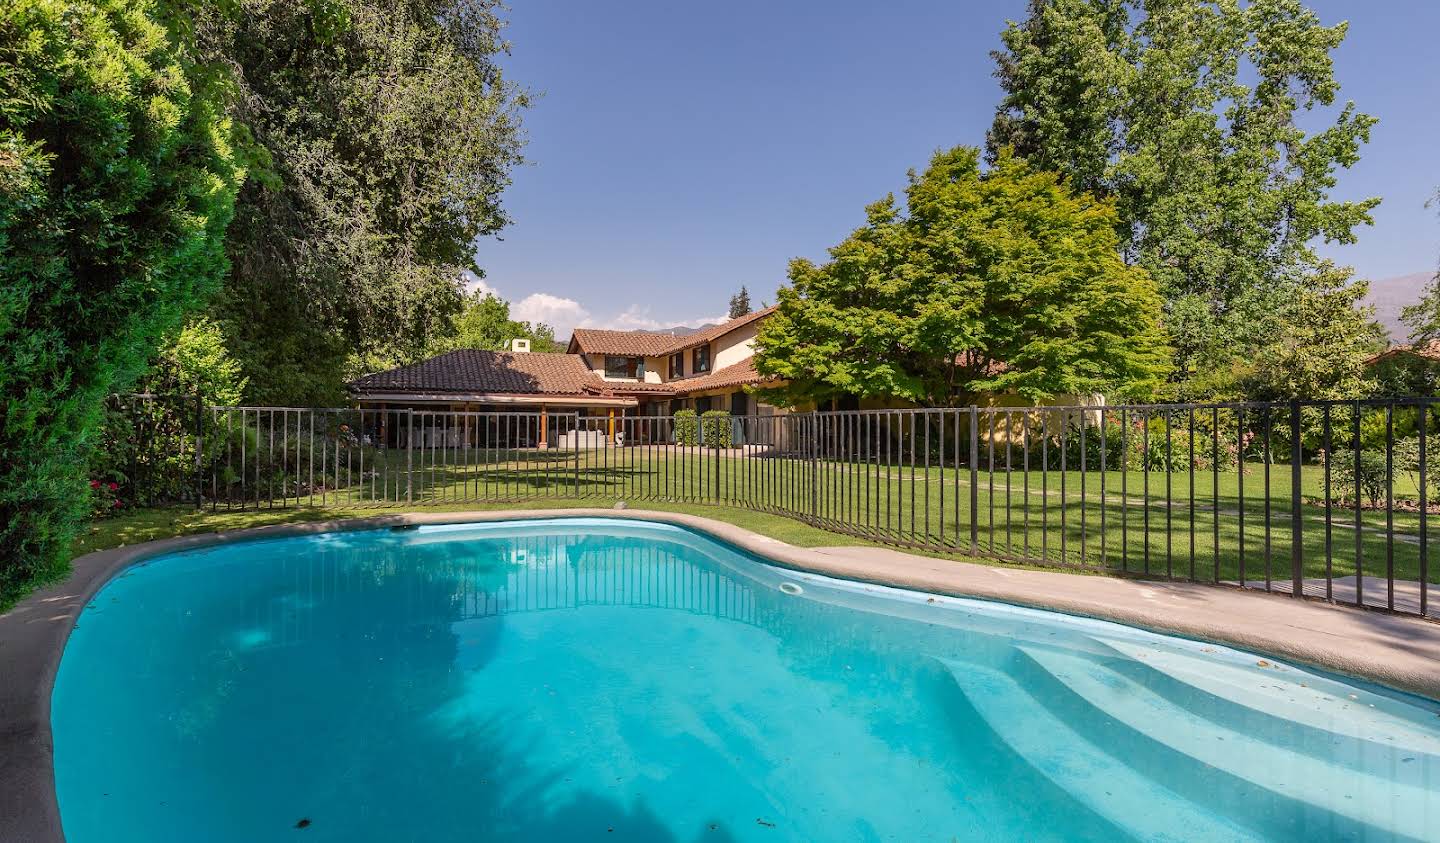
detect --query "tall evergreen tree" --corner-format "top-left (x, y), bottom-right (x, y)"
top-left (0, 0), bottom-right (242, 604)
top-left (989, 0), bottom-right (1378, 394)
top-left (728, 285), bottom-right (753, 319)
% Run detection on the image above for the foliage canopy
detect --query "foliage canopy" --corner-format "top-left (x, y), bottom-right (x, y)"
top-left (988, 0), bottom-right (1378, 393)
top-left (754, 147), bottom-right (1170, 408)
top-left (199, 0), bottom-right (528, 404)
top-left (0, 0), bottom-right (241, 601)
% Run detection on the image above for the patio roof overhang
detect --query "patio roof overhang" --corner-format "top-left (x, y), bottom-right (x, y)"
top-left (353, 392), bottom-right (638, 408)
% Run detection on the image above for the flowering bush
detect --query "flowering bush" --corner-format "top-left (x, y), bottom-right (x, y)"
top-left (88, 479), bottom-right (124, 519)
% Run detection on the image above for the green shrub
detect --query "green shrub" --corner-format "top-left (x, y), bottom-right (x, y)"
top-left (701, 410), bottom-right (733, 449)
top-left (0, 0), bottom-right (241, 607)
top-left (673, 410), bottom-right (699, 446)
top-left (1327, 448), bottom-right (1390, 508)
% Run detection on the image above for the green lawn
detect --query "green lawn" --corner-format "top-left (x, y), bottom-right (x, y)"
top-left (196, 443), bottom-right (1440, 587)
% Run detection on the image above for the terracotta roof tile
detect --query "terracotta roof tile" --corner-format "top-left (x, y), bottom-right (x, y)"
top-left (670, 358), bottom-right (771, 394)
top-left (567, 329), bottom-right (680, 357)
top-left (662, 305), bottom-right (777, 353)
top-left (568, 305), bottom-right (778, 357)
top-left (1364, 340), bottom-right (1440, 366)
top-left (350, 350), bottom-right (605, 396)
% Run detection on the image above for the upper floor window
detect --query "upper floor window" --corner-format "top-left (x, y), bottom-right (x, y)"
top-left (692, 344), bottom-right (710, 374)
top-left (668, 352), bottom-right (684, 379)
top-left (604, 356), bottom-right (644, 379)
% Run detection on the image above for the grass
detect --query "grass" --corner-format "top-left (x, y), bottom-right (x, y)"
top-left (5, 447), bottom-right (1434, 615)
top-left (222, 443), bottom-right (1439, 585)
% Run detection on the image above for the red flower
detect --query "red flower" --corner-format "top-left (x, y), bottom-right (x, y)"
top-left (112, 499), bottom-right (122, 508)
top-left (90, 480), bottom-right (101, 489)
top-left (107, 482), bottom-right (118, 491)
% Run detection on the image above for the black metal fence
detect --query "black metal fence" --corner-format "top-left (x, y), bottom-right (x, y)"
top-left (109, 396), bottom-right (1438, 620)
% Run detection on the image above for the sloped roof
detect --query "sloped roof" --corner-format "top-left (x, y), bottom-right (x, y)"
top-left (350, 350), bottom-right (606, 396)
top-left (568, 306), bottom-right (778, 357)
top-left (665, 306), bottom-right (777, 353)
top-left (567, 329), bottom-right (681, 357)
top-left (670, 358), bottom-right (771, 394)
top-left (1364, 340), bottom-right (1440, 366)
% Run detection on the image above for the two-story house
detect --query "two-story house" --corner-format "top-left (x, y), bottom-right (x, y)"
top-left (348, 307), bottom-right (783, 446)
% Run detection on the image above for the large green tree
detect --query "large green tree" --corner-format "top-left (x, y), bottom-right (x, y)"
top-left (198, 0), bottom-right (527, 404)
top-left (428, 290), bottom-right (562, 356)
top-left (988, 0), bottom-right (1378, 393)
top-left (0, 0), bottom-right (241, 604)
top-left (1240, 263), bottom-right (1384, 401)
top-left (754, 148), bottom-right (1170, 408)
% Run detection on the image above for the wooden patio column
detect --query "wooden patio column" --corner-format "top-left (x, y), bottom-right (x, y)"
top-left (608, 408), bottom-right (616, 440)
top-left (539, 405), bottom-right (548, 449)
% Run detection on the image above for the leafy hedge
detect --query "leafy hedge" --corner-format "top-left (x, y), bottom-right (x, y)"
top-left (701, 410), bottom-right (734, 449)
top-left (673, 410), bottom-right (699, 447)
top-left (0, 0), bottom-right (241, 607)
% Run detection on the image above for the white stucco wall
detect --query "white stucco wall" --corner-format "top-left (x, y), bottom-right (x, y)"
top-left (712, 321), bottom-right (759, 371)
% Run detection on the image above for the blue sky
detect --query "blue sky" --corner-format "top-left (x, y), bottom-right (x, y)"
top-left (476, 0), bottom-right (1440, 337)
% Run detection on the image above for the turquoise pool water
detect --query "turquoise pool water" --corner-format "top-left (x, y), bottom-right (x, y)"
top-left (53, 518), bottom-right (1440, 842)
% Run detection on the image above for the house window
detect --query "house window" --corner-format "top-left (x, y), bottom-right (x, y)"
top-left (605, 356), bottom-right (644, 379)
top-left (668, 352), bottom-right (684, 379)
top-left (692, 344), bottom-right (710, 374)
top-left (695, 395), bottom-right (714, 413)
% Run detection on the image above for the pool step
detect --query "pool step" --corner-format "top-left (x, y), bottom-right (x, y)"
top-left (1092, 635), bottom-right (1440, 768)
top-left (935, 657), bottom-right (1261, 843)
top-left (1015, 645), bottom-right (1440, 842)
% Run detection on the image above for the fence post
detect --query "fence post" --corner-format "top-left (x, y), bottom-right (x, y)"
top-left (969, 406), bottom-right (979, 554)
top-left (193, 390), bottom-right (204, 509)
top-left (809, 414), bottom-right (819, 520)
top-left (572, 412), bottom-right (581, 498)
top-left (1290, 399), bottom-right (1303, 598)
top-left (406, 407), bottom-right (414, 505)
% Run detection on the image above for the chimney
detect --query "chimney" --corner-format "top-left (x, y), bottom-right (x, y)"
top-left (509, 338), bottom-right (531, 353)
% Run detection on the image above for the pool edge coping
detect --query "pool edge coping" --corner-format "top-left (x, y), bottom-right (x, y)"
top-left (3, 507), bottom-right (1439, 841)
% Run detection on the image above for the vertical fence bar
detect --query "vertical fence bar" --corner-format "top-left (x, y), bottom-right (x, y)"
top-left (1142, 409), bottom-right (1150, 575)
top-left (1263, 408), bottom-right (1273, 591)
top-left (969, 406), bottom-right (979, 554)
top-left (1118, 407), bottom-right (1127, 571)
top-left (1323, 404), bottom-right (1332, 599)
top-left (1079, 410), bottom-right (1087, 566)
top-left (1188, 408), bottom-right (1196, 582)
top-left (1042, 411), bottom-right (1049, 563)
top-left (1353, 403), bottom-right (1363, 608)
top-left (1164, 410), bottom-right (1172, 580)
top-left (406, 408), bottom-right (414, 505)
top-left (192, 391), bottom-right (204, 509)
top-left (1421, 402), bottom-right (1430, 617)
top-left (1238, 408), bottom-right (1246, 587)
top-left (1385, 403), bottom-right (1395, 610)
top-left (1212, 407), bottom-right (1220, 583)
top-left (1290, 400), bottom-right (1304, 598)
top-left (1023, 411), bottom-right (1031, 560)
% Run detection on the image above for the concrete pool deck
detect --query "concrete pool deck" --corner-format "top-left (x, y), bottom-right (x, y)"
top-left (3, 507), bottom-right (1439, 841)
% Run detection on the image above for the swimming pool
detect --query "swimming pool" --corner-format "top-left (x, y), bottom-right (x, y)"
top-left (52, 517), bottom-right (1440, 841)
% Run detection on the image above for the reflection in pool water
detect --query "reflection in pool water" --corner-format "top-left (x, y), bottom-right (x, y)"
top-left (53, 518), bottom-right (1440, 842)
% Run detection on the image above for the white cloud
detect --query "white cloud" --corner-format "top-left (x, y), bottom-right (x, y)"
top-left (488, 283), bottom-right (724, 340)
top-left (461, 270), bottom-right (498, 298)
top-left (512, 292), bottom-right (592, 338)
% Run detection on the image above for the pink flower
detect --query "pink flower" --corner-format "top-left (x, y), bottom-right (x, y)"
top-left (112, 499), bottom-right (122, 508)
top-left (107, 482), bottom-right (118, 491)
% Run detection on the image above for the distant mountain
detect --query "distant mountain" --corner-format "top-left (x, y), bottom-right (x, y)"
top-left (1364, 271), bottom-right (1433, 342)
top-left (642, 324), bottom-right (712, 337)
